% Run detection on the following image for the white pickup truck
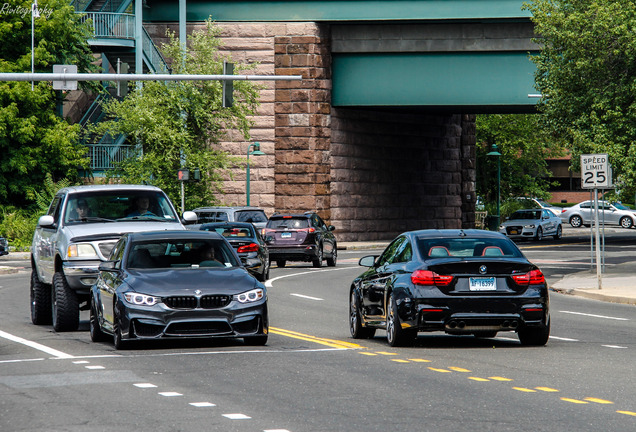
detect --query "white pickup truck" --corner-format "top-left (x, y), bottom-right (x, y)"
top-left (30, 184), bottom-right (197, 331)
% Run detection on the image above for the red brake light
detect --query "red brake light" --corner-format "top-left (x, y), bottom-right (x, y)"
top-left (512, 269), bottom-right (545, 286)
top-left (300, 227), bottom-right (316, 233)
top-left (237, 243), bottom-right (259, 253)
top-left (411, 270), bottom-right (454, 286)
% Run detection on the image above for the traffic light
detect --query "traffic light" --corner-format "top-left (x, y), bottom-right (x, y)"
top-left (192, 168), bottom-right (201, 181)
top-left (178, 169), bottom-right (190, 181)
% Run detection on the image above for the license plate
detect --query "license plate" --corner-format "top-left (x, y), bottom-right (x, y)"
top-left (509, 229), bottom-right (518, 235)
top-left (469, 277), bottom-right (496, 291)
top-left (281, 232), bottom-right (292, 238)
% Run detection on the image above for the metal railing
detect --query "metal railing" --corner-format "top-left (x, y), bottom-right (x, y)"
top-left (80, 12), bottom-right (135, 40)
top-left (142, 27), bottom-right (170, 73)
top-left (87, 143), bottom-right (136, 170)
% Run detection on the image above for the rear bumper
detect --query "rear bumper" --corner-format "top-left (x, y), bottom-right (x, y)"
top-left (268, 244), bottom-right (318, 262)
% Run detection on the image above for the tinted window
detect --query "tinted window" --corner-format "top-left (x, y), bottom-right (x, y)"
top-left (267, 217), bottom-right (309, 229)
top-left (510, 211), bottom-right (541, 220)
top-left (377, 237), bottom-right (406, 265)
top-left (204, 224), bottom-right (256, 238)
top-left (417, 237), bottom-right (522, 258)
top-left (236, 210), bottom-right (267, 223)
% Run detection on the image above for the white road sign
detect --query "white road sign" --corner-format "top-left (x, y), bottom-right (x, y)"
top-left (580, 154), bottom-right (612, 189)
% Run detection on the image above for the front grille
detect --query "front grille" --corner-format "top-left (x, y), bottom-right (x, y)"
top-left (163, 295), bottom-right (231, 309)
top-left (165, 321), bottom-right (232, 336)
top-left (200, 295), bottom-right (231, 309)
top-left (164, 296), bottom-right (198, 309)
top-left (505, 226), bottom-right (523, 234)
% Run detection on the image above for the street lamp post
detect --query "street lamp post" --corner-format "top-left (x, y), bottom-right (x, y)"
top-left (246, 142), bottom-right (265, 206)
top-left (487, 144), bottom-right (502, 228)
top-left (31, 0), bottom-right (40, 91)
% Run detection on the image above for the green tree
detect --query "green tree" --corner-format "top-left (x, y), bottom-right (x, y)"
top-left (94, 19), bottom-right (261, 211)
top-left (0, 0), bottom-right (96, 207)
top-left (525, 0), bottom-right (636, 201)
top-left (476, 114), bottom-right (566, 208)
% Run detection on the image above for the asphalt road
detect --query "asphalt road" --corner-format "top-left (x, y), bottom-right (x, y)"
top-left (0, 229), bottom-right (635, 431)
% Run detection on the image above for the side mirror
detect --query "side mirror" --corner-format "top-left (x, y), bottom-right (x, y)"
top-left (358, 255), bottom-right (377, 267)
top-left (182, 211), bottom-right (198, 224)
top-left (98, 261), bottom-right (117, 271)
top-left (38, 215), bottom-right (55, 228)
top-left (264, 236), bottom-right (274, 244)
top-left (328, 225), bottom-right (336, 231)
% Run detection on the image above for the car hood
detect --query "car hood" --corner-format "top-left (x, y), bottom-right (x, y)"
top-left (125, 267), bottom-right (259, 295)
top-left (64, 221), bottom-right (185, 241)
top-left (501, 218), bottom-right (541, 225)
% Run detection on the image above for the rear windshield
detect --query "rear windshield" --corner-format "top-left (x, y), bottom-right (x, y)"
top-left (235, 210), bottom-right (267, 223)
top-left (267, 217), bottom-right (309, 229)
top-left (202, 224), bottom-right (256, 238)
top-left (416, 237), bottom-right (522, 258)
top-left (127, 239), bottom-right (240, 269)
top-left (64, 190), bottom-right (178, 224)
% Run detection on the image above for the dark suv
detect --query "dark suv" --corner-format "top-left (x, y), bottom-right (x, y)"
top-left (264, 212), bottom-right (337, 268)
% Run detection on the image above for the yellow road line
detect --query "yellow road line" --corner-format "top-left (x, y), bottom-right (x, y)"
top-left (429, 367), bottom-right (452, 373)
top-left (536, 387), bottom-right (559, 392)
top-left (469, 377), bottom-right (490, 382)
top-left (490, 376), bottom-right (513, 381)
top-left (375, 351), bottom-right (398, 356)
top-left (269, 327), bottom-right (361, 349)
top-left (513, 387), bottom-right (537, 393)
top-left (561, 397), bottom-right (588, 404)
top-left (449, 367), bottom-right (471, 372)
top-left (408, 358), bottom-right (432, 363)
top-left (617, 410), bottom-right (636, 417)
top-left (584, 397), bottom-right (613, 404)
top-left (391, 359), bottom-right (410, 363)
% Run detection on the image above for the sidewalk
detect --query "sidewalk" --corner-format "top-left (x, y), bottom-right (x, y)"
top-left (3, 245), bottom-right (635, 305)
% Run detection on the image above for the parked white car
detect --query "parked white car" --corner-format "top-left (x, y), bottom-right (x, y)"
top-left (560, 200), bottom-right (636, 228)
top-left (500, 208), bottom-right (562, 241)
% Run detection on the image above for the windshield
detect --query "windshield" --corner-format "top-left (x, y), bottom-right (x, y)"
top-left (127, 239), bottom-right (240, 269)
top-left (613, 202), bottom-right (629, 210)
top-left (64, 190), bottom-right (179, 224)
top-left (236, 210), bottom-right (267, 223)
top-left (416, 237), bottom-right (523, 258)
top-left (509, 210), bottom-right (541, 220)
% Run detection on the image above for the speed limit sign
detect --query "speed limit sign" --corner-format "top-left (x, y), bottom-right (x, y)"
top-left (580, 154), bottom-right (612, 189)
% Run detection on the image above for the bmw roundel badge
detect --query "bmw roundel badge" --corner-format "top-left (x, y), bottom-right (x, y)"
top-left (479, 265), bottom-right (487, 275)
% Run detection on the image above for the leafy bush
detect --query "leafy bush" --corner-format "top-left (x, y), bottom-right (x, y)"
top-left (0, 207), bottom-right (39, 251)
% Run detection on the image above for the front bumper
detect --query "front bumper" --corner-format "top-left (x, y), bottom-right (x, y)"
top-left (63, 260), bottom-right (101, 293)
top-left (499, 226), bottom-right (537, 239)
top-left (117, 297), bottom-right (268, 340)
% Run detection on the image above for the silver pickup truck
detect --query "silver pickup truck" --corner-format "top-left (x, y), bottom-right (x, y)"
top-left (30, 184), bottom-right (197, 332)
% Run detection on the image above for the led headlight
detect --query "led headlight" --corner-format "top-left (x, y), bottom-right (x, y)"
top-left (67, 243), bottom-right (98, 258)
top-left (235, 288), bottom-right (264, 304)
top-left (124, 292), bottom-right (160, 306)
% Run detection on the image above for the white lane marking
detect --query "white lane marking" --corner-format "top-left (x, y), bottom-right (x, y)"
top-left (73, 360), bottom-right (89, 364)
top-left (265, 265), bottom-right (359, 287)
top-left (159, 391), bottom-right (182, 397)
top-left (134, 383), bottom-right (157, 388)
top-left (0, 329), bottom-right (74, 359)
top-left (264, 430), bottom-right (292, 432)
top-left (559, 310), bottom-right (629, 321)
top-left (85, 365), bottom-right (105, 370)
top-left (223, 413), bottom-right (251, 420)
top-left (602, 345), bottom-right (628, 349)
top-left (0, 358), bottom-right (44, 364)
top-left (550, 336), bottom-right (579, 342)
top-left (290, 293), bottom-right (323, 301)
top-left (190, 402), bottom-right (216, 407)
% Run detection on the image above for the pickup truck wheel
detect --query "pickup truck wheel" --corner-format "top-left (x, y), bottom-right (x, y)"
top-left (52, 272), bottom-right (79, 332)
top-left (30, 269), bottom-right (52, 325)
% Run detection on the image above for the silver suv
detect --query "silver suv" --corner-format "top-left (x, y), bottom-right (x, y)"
top-left (189, 206), bottom-right (268, 230)
top-left (30, 185), bottom-right (197, 331)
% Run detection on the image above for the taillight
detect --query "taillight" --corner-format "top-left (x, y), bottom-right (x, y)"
top-left (511, 269), bottom-right (545, 285)
top-left (299, 227), bottom-right (316, 233)
top-left (237, 243), bottom-right (259, 253)
top-left (411, 270), bottom-right (454, 286)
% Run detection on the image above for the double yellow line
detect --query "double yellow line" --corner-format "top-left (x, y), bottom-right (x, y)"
top-left (270, 327), bottom-right (361, 349)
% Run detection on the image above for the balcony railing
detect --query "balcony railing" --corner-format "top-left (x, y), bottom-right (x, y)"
top-left (80, 12), bottom-right (135, 40)
top-left (87, 143), bottom-right (136, 170)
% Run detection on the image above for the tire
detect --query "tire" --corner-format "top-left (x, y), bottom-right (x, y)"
top-left (113, 314), bottom-right (128, 350)
top-left (349, 290), bottom-right (375, 339)
top-left (518, 320), bottom-right (550, 346)
top-left (312, 246), bottom-right (323, 268)
top-left (276, 259), bottom-right (286, 268)
top-left (569, 215), bottom-right (583, 228)
top-left (386, 294), bottom-right (416, 347)
top-left (89, 299), bottom-right (108, 343)
top-left (244, 335), bottom-right (268, 346)
top-left (256, 262), bottom-right (269, 282)
top-left (51, 272), bottom-right (79, 332)
top-left (553, 225), bottom-right (562, 240)
top-left (619, 216), bottom-right (633, 229)
top-left (30, 269), bottom-right (52, 325)
top-left (326, 246), bottom-right (337, 267)
top-left (535, 227), bottom-right (543, 241)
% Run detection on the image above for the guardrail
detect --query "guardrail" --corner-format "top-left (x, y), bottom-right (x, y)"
top-left (79, 12), bottom-right (135, 40)
top-left (87, 143), bottom-right (135, 170)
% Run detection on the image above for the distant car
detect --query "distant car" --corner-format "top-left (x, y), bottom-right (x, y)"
top-left (264, 212), bottom-right (337, 268)
top-left (560, 200), bottom-right (636, 228)
top-left (499, 209), bottom-right (562, 241)
top-left (0, 236), bottom-right (8, 256)
top-left (89, 230), bottom-right (268, 349)
top-left (513, 197), bottom-right (562, 216)
top-left (189, 206), bottom-right (268, 230)
top-left (349, 229), bottom-right (550, 347)
top-left (200, 221), bottom-right (271, 282)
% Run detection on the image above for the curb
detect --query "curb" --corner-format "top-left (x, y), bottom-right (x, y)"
top-left (551, 287), bottom-right (636, 306)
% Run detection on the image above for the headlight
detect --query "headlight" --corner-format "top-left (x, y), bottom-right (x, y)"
top-left (235, 288), bottom-right (264, 304)
top-left (124, 292), bottom-right (160, 306)
top-left (68, 243), bottom-right (98, 258)
top-left (524, 224), bottom-right (536, 229)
